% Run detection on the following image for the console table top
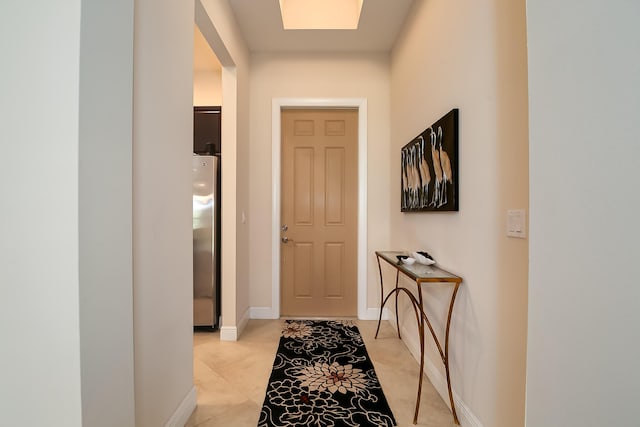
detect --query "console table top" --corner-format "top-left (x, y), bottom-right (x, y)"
top-left (375, 251), bottom-right (462, 283)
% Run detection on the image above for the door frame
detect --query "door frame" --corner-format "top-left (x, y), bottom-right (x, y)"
top-left (271, 98), bottom-right (368, 319)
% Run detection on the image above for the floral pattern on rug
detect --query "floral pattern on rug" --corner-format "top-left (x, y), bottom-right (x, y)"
top-left (297, 362), bottom-right (368, 394)
top-left (258, 320), bottom-right (396, 427)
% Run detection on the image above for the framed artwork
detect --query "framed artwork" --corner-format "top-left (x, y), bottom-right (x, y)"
top-left (401, 108), bottom-right (459, 212)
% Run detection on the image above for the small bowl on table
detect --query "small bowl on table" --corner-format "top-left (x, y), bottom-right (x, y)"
top-left (403, 257), bottom-right (416, 265)
top-left (411, 252), bottom-right (436, 265)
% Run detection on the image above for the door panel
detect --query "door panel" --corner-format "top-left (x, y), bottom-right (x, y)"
top-left (281, 109), bottom-right (358, 317)
top-left (324, 243), bottom-right (344, 298)
top-left (294, 148), bottom-right (314, 224)
top-left (293, 243), bottom-right (313, 297)
top-left (325, 147), bottom-right (345, 225)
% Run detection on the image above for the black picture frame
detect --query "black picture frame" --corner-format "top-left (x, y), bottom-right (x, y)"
top-left (401, 108), bottom-right (459, 212)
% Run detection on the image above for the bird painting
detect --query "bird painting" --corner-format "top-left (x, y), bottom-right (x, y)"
top-left (399, 108), bottom-right (458, 212)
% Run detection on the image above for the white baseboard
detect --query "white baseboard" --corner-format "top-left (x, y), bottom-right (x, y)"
top-left (455, 393), bottom-right (484, 427)
top-left (359, 307), bottom-right (390, 321)
top-left (250, 306), bottom-right (278, 319)
top-left (391, 316), bottom-right (484, 427)
top-left (220, 308), bottom-right (251, 341)
top-left (248, 306), bottom-right (388, 321)
top-left (219, 326), bottom-right (237, 341)
top-left (164, 386), bottom-right (196, 427)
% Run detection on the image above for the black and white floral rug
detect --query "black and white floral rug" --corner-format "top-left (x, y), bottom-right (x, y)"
top-left (258, 320), bottom-right (396, 427)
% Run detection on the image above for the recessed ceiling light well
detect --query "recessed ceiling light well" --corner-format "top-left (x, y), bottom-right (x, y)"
top-left (279, 0), bottom-right (364, 30)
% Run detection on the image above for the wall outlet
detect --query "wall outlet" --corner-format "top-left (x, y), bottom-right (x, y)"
top-left (507, 209), bottom-right (526, 238)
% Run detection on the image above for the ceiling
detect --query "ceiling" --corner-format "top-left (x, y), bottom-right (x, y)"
top-left (194, 0), bottom-right (414, 73)
top-left (226, 0), bottom-right (415, 53)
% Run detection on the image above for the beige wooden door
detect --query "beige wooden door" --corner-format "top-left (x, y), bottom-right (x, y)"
top-left (280, 109), bottom-right (358, 317)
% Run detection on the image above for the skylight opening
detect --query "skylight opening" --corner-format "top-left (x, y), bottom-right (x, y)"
top-left (279, 0), bottom-right (364, 30)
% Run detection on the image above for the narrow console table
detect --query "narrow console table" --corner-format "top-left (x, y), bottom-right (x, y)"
top-left (374, 251), bottom-right (462, 425)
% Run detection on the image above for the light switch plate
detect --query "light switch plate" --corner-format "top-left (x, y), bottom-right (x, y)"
top-left (507, 209), bottom-right (526, 238)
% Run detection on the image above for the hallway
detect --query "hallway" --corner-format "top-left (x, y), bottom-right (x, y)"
top-left (187, 320), bottom-right (457, 427)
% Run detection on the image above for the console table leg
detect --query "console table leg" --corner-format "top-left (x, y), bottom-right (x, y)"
top-left (375, 255), bottom-right (384, 339)
top-left (413, 311), bottom-right (426, 424)
top-left (394, 270), bottom-right (401, 339)
top-left (413, 282), bottom-right (427, 424)
top-left (444, 283), bottom-right (461, 425)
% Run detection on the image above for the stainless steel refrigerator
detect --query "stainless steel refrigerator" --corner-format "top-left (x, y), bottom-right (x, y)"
top-left (192, 155), bottom-right (220, 328)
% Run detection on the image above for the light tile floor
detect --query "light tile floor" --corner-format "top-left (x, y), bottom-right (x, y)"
top-left (186, 320), bottom-right (457, 427)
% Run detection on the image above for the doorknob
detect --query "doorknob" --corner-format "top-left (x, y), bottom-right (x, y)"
top-left (281, 236), bottom-right (290, 243)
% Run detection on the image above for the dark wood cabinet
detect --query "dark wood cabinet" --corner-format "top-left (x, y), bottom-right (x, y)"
top-left (194, 106), bottom-right (221, 155)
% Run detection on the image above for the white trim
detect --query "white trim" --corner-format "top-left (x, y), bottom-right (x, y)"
top-left (163, 386), bottom-right (197, 427)
top-left (220, 302), bottom-right (250, 341)
top-left (272, 98), bottom-right (369, 320)
top-left (250, 306), bottom-right (278, 319)
top-left (391, 317), bottom-right (484, 427)
top-left (455, 396), bottom-right (484, 427)
top-left (361, 307), bottom-right (390, 321)
top-left (219, 326), bottom-right (238, 341)
top-left (250, 306), bottom-right (385, 320)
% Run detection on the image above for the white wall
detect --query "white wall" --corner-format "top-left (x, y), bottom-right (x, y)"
top-left (198, 0), bottom-right (251, 338)
top-left (526, 1), bottom-right (640, 425)
top-left (390, 1), bottom-right (529, 426)
top-left (247, 53), bottom-right (391, 316)
top-left (133, 0), bottom-right (196, 425)
top-left (194, 69), bottom-right (222, 106)
top-left (0, 1), bottom-right (83, 425)
top-left (2, 2), bottom-right (218, 425)
top-left (79, 0), bottom-right (135, 426)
